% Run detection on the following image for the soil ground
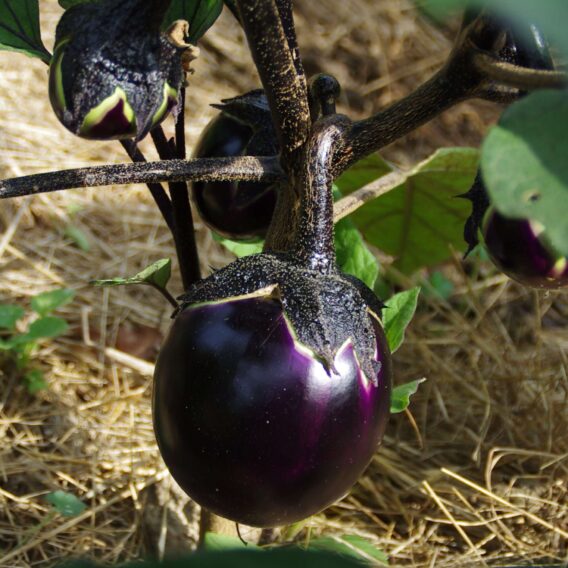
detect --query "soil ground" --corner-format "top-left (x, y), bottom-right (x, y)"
top-left (0, 1), bottom-right (566, 567)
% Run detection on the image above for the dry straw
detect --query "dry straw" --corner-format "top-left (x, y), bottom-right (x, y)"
top-left (0, 1), bottom-right (566, 566)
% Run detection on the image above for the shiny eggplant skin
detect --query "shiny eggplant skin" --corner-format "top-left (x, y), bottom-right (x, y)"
top-left (191, 113), bottom-right (277, 240)
top-left (483, 210), bottom-right (568, 289)
top-left (153, 295), bottom-right (391, 527)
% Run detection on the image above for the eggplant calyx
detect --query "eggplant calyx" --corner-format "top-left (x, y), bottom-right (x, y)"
top-left (212, 91), bottom-right (278, 152)
top-left (178, 253), bottom-right (383, 385)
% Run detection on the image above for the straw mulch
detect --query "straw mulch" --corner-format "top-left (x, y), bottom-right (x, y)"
top-left (0, 1), bottom-right (566, 567)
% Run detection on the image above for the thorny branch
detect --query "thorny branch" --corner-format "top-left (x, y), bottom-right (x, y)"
top-left (275, 0), bottom-right (306, 89)
top-left (236, 0), bottom-right (310, 158)
top-left (336, 65), bottom-right (476, 176)
top-left (0, 157), bottom-right (284, 199)
top-left (235, 0), bottom-right (311, 254)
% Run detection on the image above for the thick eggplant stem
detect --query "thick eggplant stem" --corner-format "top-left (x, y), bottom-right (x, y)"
top-left (236, 0), bottom-right (310, 158)
top-left (293, 116), bottom-right (350, 274)
top-left (335, 53), bottom-right (479, 177)
top-left (0, 157), bottom-right (283, 199)
top-left (275, 0), bottom-right (306, 89)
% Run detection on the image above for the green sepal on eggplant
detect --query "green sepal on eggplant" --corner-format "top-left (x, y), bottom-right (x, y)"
top-left (49, 0), bottom-right (185, 141)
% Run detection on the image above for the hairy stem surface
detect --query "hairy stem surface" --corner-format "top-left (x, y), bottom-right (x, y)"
top-left (0, 157), bottom-right (283, 199)
top-left (237, 0), bottom-right (310, 157)
top-left (292, 116), bottom-right (350, 273)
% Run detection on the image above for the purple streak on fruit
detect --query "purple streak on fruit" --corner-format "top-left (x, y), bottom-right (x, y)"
top-left (191, 108), bottom-right (278, 240)
top-left (82, 96), bottom-right (136, 140)
top-left (483, 209), bottom-right (568, 289)
top-left (153, 293), bottom-right (391, 527)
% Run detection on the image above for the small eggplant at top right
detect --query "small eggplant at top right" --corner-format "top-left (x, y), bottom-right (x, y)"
top-left (462, 15), bottom-right (567, 288)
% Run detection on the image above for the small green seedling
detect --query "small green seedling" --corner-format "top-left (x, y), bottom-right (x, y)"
top-left (46, 490), bottom-right (86, 517)
top-left (0, 288), bottom-right (75, 393)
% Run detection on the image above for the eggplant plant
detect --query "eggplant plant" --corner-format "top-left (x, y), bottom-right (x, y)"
top-left (0, 0), bottom-right (568, 547)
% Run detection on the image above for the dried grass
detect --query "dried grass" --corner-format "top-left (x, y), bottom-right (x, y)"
top-left (0, 1), bottom-right (566, 566)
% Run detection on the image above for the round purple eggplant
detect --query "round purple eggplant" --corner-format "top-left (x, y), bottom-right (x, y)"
top-left (153, 252), bottom-right (392, 527)
top-left (49, 0), bottom-right (183, 140)
top-left (483, 209), bottom-right (568, 289)
top-left (155, 116), bottom-right (391, 527)
top-left (191, 112), bottom-right (278, 240)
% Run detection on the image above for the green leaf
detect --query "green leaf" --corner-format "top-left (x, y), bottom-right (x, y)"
top-left (26, 317), bottom-right (68, 340)
top-left (423, 270), bottom-right (454, 300)
top-left (203, 532), bottom-right (259, 551)
top-left (131, 258), bottom-right (172, 289)
top-left (91, 258), bottom-right (172, 290)
top-left (335, 217), bottom-right (379, 289)
top-left (64, 224), bottom-right (91, 252)
top-left (469, 244), bottom-right (490, 263)
top-left (24, 369), bottom-right (47, 394)
top-left (349, 148), bottom-right (478, 274)
top-left (63, 549), bottom-right (367, 568)
top-left (482, 90), bottom-right (568, 258)
top-left (0, 334), bottom-right (30, 350)
top-left (307, 535), bottom-right (388, 566)
top-left (390, 378), bottom-right (426, 414)
top-left (46, 490), bottom-right (86, 517)
top-left (335, 153), bottom-right (394, 195)
top-left (0, 0), bottom-right (50, 62)
top-left (0, 305), bottom-right (25, 330)
top-left (383, 288), bottom-right (420, 353)
top-left (162, 0), bottom-right (224, 43)
top-left (213, 233), bottom-right (264, 258)
top-left (31, 289), bottom-right (75, 316)
top-left (3, 319), bottom-right (64, 349)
